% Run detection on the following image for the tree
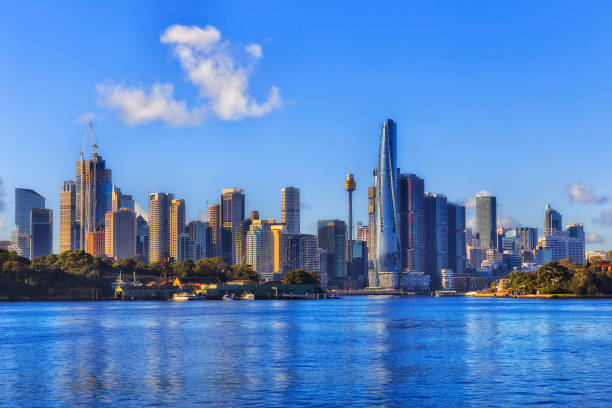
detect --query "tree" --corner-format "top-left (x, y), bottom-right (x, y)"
top-left (174, 259), bottom-right (195, 277)
top-left (282, 269), bottom-right (320, 287)
top-left (230, 264), bottom-right (259, 281)
top-left (194, 257), bottom-right (229, 281)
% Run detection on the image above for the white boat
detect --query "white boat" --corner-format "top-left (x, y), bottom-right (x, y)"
top-left (223, 294), bottom-right (236, 301)
top-left (173, 293), bottom-right (197, 301)
top-left (241, 293), bottom-right (255, 300)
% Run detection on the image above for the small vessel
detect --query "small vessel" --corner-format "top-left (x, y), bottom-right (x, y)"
top-left (241, 293), bottom-right (255, 300)
top-left (223, 293), bottom-right (236, 301)
top-left (173, 293), bottom-right (197, 301)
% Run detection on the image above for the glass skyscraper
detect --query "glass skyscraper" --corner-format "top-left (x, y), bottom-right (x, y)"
top-left (476, 196), bottom-right (497, 250)
top-left (375, 119), bottom-right (400, 288)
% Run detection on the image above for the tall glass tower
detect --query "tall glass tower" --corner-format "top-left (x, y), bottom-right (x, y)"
top-left (375, 119), bottom-right (400, 288)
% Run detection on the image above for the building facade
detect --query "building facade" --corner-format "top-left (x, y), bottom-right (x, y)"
top-left (221, 188), bottom-right (245, 265)
top-left (425, 193), bottom-right (448, 290)
top-left (170, 199), bottom-right (186, 261)
top-left (281, 187), bottom-right (300, 235)
top-left (317, 219), bottom-right (347, 284)
top-left (447, 203), bottom-right (466, 275)
top-left (60, 180), bottom-right (79, 252)
top-left (105, 209), bottom-right (136, 260)
top-left (399, 173), bottom-right (425, 272)
top-left (148, 193), bottom-right (174, 264)
top-left (30, 208), bottom-right (53, 259)
top-left (476, 196), bottom-right (496, 250)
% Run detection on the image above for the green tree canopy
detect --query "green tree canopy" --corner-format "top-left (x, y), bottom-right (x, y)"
top-left (282, 269), bottom-right (320, 287)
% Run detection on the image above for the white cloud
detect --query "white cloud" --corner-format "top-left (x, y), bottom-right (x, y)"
top-left (466, 216), bottom-right (476, 230)
top-left (245, 43), bottom-right (262, 59)
top-left (0, 219), bottom-right (5, 234)
top-left (497, 215), bottom-right (520, 229)
top-left (567, 183), bottom-right (607, 204)
top-left (96, 83), bottom-right (205, 127)
top-left (75, 112), bottom-right (97, 123)
top-left (134, 202), bottom-right (148, 222)
top-left (463, 190), bottom-right (493, 209)
top-left (586, 232), bottom-right (606, 244)
top-left (97, 24), bottom-right (282, 127)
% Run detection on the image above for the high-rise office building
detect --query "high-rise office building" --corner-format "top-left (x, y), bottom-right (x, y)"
top-left (287, 234), bottom-right (319, 273)
top-left (111, 185), bottom-right (135, 212)
top-left (375, 119), bottom-right (400, 288)
top-left (170, 199), bottom-right (186, 261)
top-left (177, 232), bottom-right (200, 262)
top-left (148, 193), bottom-right (174, 264)
top-left (317, 219), bottom-right (347, 284)
top-left (187, 220), bottom-right (207, 260)
top-left (271, 222), bottom-right (289, 277)
top-left (208, 204), bottom-right (221, 258)
top-left (517, 227), bottom-right (538, 251)
top-left (447, 203), bottom-right (466, 276)
top-left (246, 218), bottom-right (273, 276)
top-left (356, 222), bottom-right (369, 242)
top-left (11, 188), bottom-right (45, 258)
top-left (105, 208), bottom-right (136, 260)
top-left (544, 204), bottom-right (562, 236)
top-left (398, 174), bottom-right (425, 272)
top-left (566, 223), bottom-right (585, 243)
top-left (60, 180), bottom-right (79, 252)
top-left (235, 212), bottom-right (258, 265)
top-left (565, 223), bottom-right (585, 264)
top-left (221, 188), bottom-right (245, 264)
top-left (367, 185), bottom-right (376, 268)
top-left (76, 145), bottom-right (112, 252)
top-left (136, 215), bottom-right (149, 263)
top-left (30, 208), bottom-right (53, 259)
top-left (425, 193), bottom-right (448, 290)
top-left (87, 231), bottom-right (105, 257)
top-left (281, 187), bottom-right (300, 235)
top-left (476, 196), bottom-right (497, 250)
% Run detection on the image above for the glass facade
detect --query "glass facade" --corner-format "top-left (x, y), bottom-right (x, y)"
top-left (375, 119), bottom-right (400, 288)
top-left (476, 196), bottom-right (496, 250)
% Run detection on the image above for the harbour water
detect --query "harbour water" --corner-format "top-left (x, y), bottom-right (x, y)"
top-left (1, 296), bottom-right (611, 407)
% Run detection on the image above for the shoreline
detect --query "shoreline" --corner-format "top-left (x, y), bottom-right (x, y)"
top-left (469, 293), bottom-right (612, 299)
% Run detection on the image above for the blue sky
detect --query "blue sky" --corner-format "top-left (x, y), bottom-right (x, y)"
top-left (2, 1), bottom-right (612, 251)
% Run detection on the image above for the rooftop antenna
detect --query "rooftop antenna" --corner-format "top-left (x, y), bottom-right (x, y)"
top-left (89, 122), bottom-right (97, 157)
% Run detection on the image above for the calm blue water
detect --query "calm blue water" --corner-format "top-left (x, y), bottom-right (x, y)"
top-left (1, 297), bottom-right (611, 407)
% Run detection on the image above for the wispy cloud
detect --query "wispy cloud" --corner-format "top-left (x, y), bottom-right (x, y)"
top-left (97, 24), bottom-right (282, 127)
top-left (567, 183), bottom-right (608, 204)
top-left (594, 209), bottom-right (612, 226)
top-left (75, 112), bottom-right (98, 124)
top-left (134, 202), bottom-right (148, 222)
top-left (0, 177), bottom-right (6, 212)
top-left (463, 190), bottom-right (493, 209)
top-left (497, 215), bottom-right (520, 229)
top-left (586, 232), bottom-right (606, 244)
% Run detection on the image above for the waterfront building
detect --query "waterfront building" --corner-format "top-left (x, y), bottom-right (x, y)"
top-left (87, 231), bottom-right (105, 257)
top-left (170, 199), bottom-right (186, 261)
top-left (544, 204), bottom-right (562, 236)
top-left (271, 222), bottom-right (289, 277)
top-left (30, 208), bottom-right (53, 258)
top-left (400, 271), bottom-right (431, 291)
top-left (317, 219), bottom-right (347, 285)
top-left (111, 185), bottom-right (135, 212)
top-left (375, 119), bottom-right (401, 288)
top-left (517, 227), bottom-right (538, 251)
top-left (425, 193), bottom-right (448, 290)
top-left (76, 144), bottom-right (112, 252)
top-left (105, 208), bottom-right (136, 260)
top-left (398, 173), bottom-right (425, 273)
top-left (136, 215), bottom-right (149, 263)
top-left (281, 187), bottom-right (300, 235)
top-left (148, 192), bottom-right (174, 263)
top-left (346, 240), bottom-right (368, 289)
top-left (221, 188), bottom-right (245, 265)
top-left (235, 211), bottom-right (258, 265)
top-left (12, 188), bottom-right (45, 258)
top-left (246, 218), bottom-right (273, 276)
top-left (208, 204), bottom-right (221, 258)
top-left (187, 220), bottom-right (207, 260)
top-left (441, 269), bottom-right (453, 290)
top-left (287, 234), bottom-right (321, 276)
top-left (447, 203), bottom-right (466, 275)
top-left (60, 181), bottom-right (79, 252)
top-left (476, 196), bottom-right (496, 250)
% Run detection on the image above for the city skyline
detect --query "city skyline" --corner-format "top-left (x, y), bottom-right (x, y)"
top-left (2, 2), bottom-right (612, 252)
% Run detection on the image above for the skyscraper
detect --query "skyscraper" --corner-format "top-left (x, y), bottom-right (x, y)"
top-left (76, 143), bottom-right (112, 252)
top-left (317, 219), bottom-right (347, 285)
top-left (476, 196), bottom-right (497, 250)
top-left (136, 215), bottom-right (149, 263)
top-left (425, 193), bottom-right (448, 290)
top-left (281, 187), bottom-right (300, 235)
top-left (398, 174), bottom-right (425, 272)
top-left (221, 188), bottom-right (245, 264)
top-left (60, 180), bottom-right (78, 252)
top-left (148, 192), bottom-right (174, 264)
top-left (375, 119), bottom-right (400, 288)
top-left (367, 185), bottom-right (376, 268)
top-left (111, 185), bottom-right (135, 212)
top-left (208, 204), bottom-right (221, 258)
top-left (246, 218), bottom-right (273, 276)
top-left (447, 203), bottom-right (466, 276)
top-left (11, 188), bottom-right (45, 258)
top-left (517, 227), bottom-right (538, 251)
top-left (235, 212), bottom-right (258, 265)
top-left (187, 220), bottom-right (207, 260)
top-left (544, 204), bottom-right (562, 236)
top-left (566, 223), bottom-right (585, 243)
top-left (30, 208), bottom-right (53, 259)
top-left (170, 198), bottom-right (186, 261)
top-left (105, 208), bottom-right (136, 260)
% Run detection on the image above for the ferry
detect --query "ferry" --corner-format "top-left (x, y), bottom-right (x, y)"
top-left (241, 293), bottom-right (255, 300)
top-left (172, 293), bottom-right (201, 301)
top-left (223, 293), bottom-right (236, 301)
